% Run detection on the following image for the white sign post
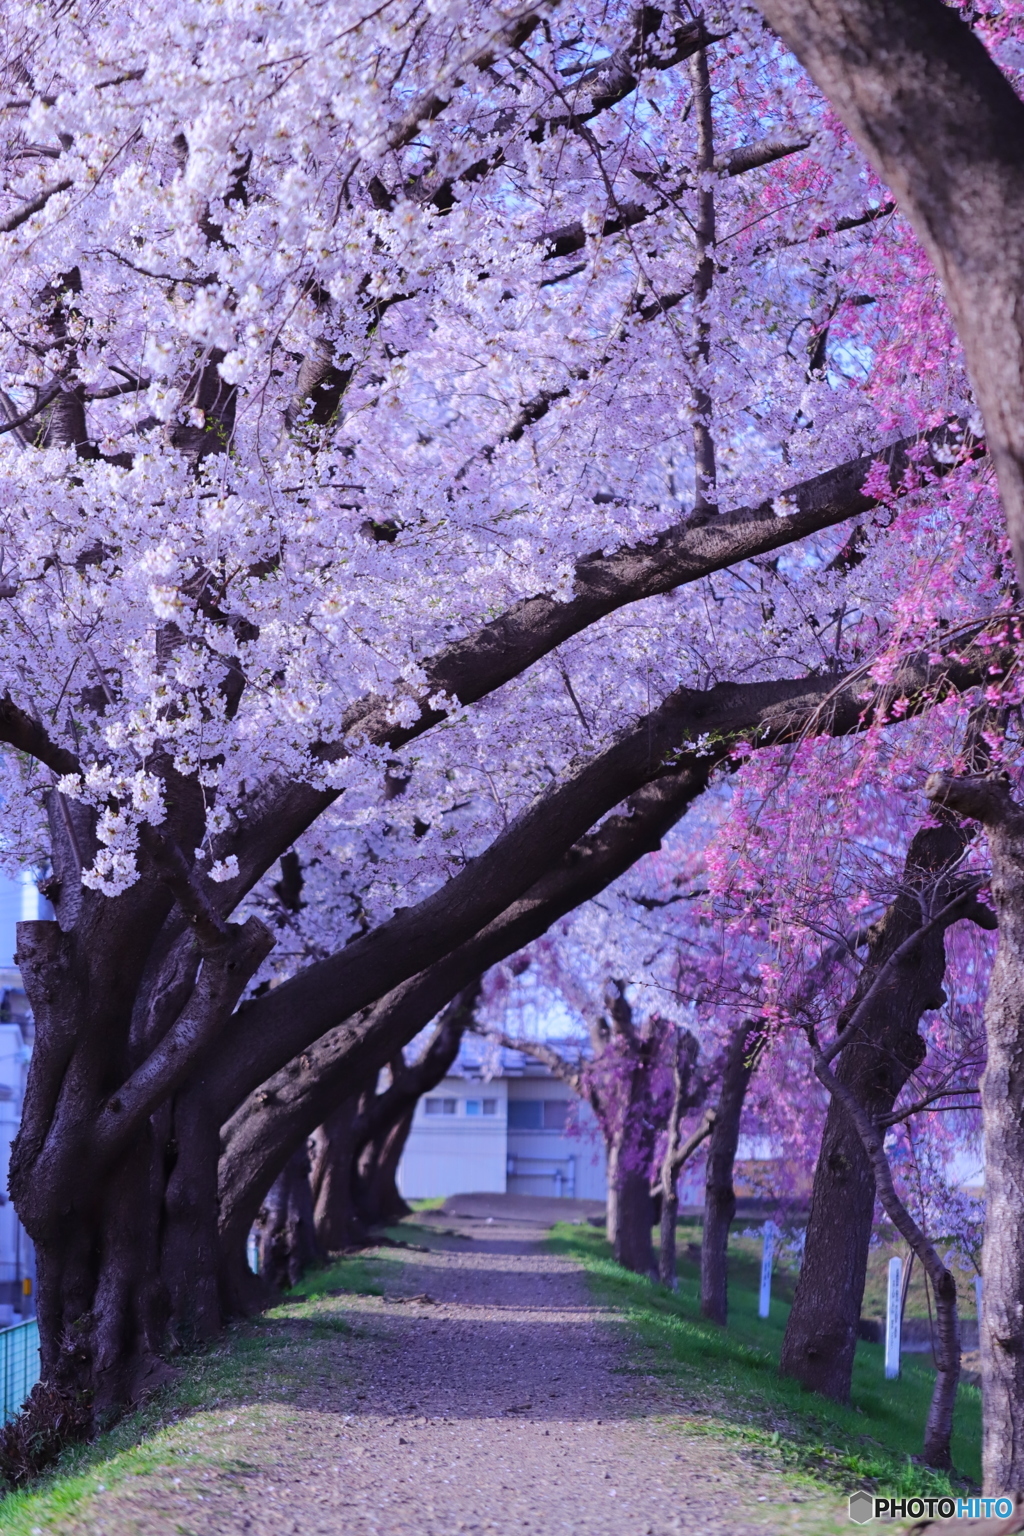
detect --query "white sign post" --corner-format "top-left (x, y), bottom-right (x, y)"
top-left (885, 1255), bottom-right (903, 1379)
top-left (759, 1222), bottom-right (776, 1319)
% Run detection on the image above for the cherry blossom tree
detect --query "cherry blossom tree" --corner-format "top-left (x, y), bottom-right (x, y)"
top-left (0, 0), bottom-right (1014, 1439)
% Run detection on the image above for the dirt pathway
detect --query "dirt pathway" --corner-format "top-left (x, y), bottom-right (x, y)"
top-left (47, 1219), bottom-right (846, 1536)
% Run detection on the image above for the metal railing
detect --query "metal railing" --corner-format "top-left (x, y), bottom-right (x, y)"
top-left (507, 1152), bottom-right (577, 1198)
top-left (0, 1319), bottom-right (39, 1421)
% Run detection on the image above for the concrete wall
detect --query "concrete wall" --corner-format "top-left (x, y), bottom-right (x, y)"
top-left (396, 1071), bottom-right (608, 1202)
top-left (506, 1077), bottom-right (606, 1201)
top-left (397, 1079), bottom-right (509, 1198)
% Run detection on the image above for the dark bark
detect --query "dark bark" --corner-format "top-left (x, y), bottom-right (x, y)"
top-left (254, 1143), bottom-right (321, 1291)
top-left (217, 765), bottom-right (715, 1274)
top-left (701, 1021), bottom-right (760, 1325)
top-left (657, 1032), bottom-right (713, 1288)
top-left (809, 1036), bottom-right (962, 1469)
top-left (926, 773), bottom-right (1024, 1489)
top-left (208, 650), bottom-right (987, 1127)
top-left (309, 1099), bottom-right (365, 1252)
top-left (658, 1112), bottom-right (713, 1288)
top-left (614, 1165), bottom-right (656, 1277)
top-left (353, 988), bottom-right (476, 1228)
top-left (354, 1107), bottom-right (414, 1230)
top-left (751, 0), bottom-right (1024, 582)
top-left (780, 813), bottom-right (986, 1402)
top-left (308, 986), bottom-right (477, 1251)
top-left (609, 986), bottom-right (663, 1280)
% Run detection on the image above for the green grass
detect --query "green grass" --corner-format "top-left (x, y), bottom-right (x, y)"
top-left (0, 1252), bottom-right (389, 1534)
top-left (548, 1221), bottom-right (981, 1498)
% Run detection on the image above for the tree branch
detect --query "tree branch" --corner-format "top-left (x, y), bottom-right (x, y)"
top-left (0, 693), bottom-right (79, 775)
top-left (216, 762), bottom-right (715, 1246)
top-left (137, 825), bottom-right (232, 952)
top-left (380, 3), bottom-right (557, 155)
top-left (0, 178), bottom-right (72, 235)
top-left (216, 632), bottom-right (998, 1217)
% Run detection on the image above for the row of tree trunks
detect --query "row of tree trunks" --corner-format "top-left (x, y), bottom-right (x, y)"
top-left (255, 1145), bottom-right (320, 1290)
top-left (254, 990), bottom-right (479, 1284)
top-left (10, 632), bottom-right (993, 1412)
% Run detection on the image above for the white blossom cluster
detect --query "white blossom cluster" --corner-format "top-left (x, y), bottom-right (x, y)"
top-left (0, 0), bottom-right (994, 932)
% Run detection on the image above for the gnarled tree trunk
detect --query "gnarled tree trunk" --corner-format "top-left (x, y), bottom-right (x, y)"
top-left (307, 988), bottom-right (476, 1252)
top-left (254, 1143), bottom-right (321, 1291)
top-left (354, 1106), bottom-right (415, 1229)
top-left (780, 812), bottom-right (989, 1401)
top-left (927, 773), bottom-right (1024, 1489)
top-left (310, 1099), bottom-right (365, 1252)
top-left (657, 1031), bottom-right (708, 1288)
top-left (701, 1020), bottom-right (759, 1325)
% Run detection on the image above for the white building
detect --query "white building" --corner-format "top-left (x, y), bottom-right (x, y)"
top-left (397, 1040), bottom-right (608, 1202)
top-left (0, 873), bottom-right (44, 1323)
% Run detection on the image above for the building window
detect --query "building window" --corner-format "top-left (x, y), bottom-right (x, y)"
top-left (508, 1100), bottom-right (569, 1130)
top-left (424, 1097), bottom-right (457, 1116)
top-left (463, 1098), bottom-right (499, 1117)
top-left (543, 1100), bottom-right (568, 1131)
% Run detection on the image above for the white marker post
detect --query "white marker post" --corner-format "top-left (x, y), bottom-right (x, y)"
top-left (885, 1255), bottom-right (903, 1379)
top-left (759, 1221), bottom-right (776, 1319)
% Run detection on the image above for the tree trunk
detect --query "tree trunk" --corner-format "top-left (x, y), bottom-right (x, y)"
top-left (780, 812), bottom-right (984, 1401)
top-left (310, 1099), bottom-right (365, 1252)
top-left (926, 774), bottom-right (1024, 1490)
top-left (750, 0), bottom-right (1024, 584)
top-left (29, 1129), bottom-right (176, 1418)
top-left (657, 1031), bottom-right (707, 1288)
top-left (614, 1166), bottom-right (655, 1278)
top-left (255, 1144), bottom-right (321, 1290)
top-left (658, 1183), bottom-right (679, 1288)
top-left (354, 1108), bottom-right (414, 1228)
top-left (809, 1032), bottom-right (962, 1469)
top-left (160, 1087), bottom-right (229, 1348)
top-left (701, 1021), bottom-right (759, 1325)
top-left (606, 1138), bottom-right (620, 1247)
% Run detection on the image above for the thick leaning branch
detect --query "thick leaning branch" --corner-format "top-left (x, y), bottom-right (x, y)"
top-left (217, 763), bottom-right (715, 1251)
top-left (214, 657), bottom-right (958, 1121)
top-left (223, 423), bottom-right (982, 901)
top-left (752, 0), bottom-right (1024, 581)
top-left (0, 693), bottom-right (80, 776)
top-left (217, 640), bottom-right (995, 1256)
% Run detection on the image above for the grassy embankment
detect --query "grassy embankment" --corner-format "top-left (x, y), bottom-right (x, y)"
top-left (549, 1219), bottom-right (981, 1499)
top-left (0, 1254), bottom-right (385, 1535)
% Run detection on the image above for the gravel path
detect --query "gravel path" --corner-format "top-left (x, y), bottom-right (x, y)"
top-left (52, 1218), bottom-right (845, 1536)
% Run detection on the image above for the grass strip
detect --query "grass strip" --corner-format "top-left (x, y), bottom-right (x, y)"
top-left (0, 1252), bottom-right (387, 1534)
top-left (548, 1221), bottom-right (981, 1497)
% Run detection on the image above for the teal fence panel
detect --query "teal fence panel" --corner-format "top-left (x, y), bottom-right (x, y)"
top-left (0, 1319), bottom-right (39, 1421)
